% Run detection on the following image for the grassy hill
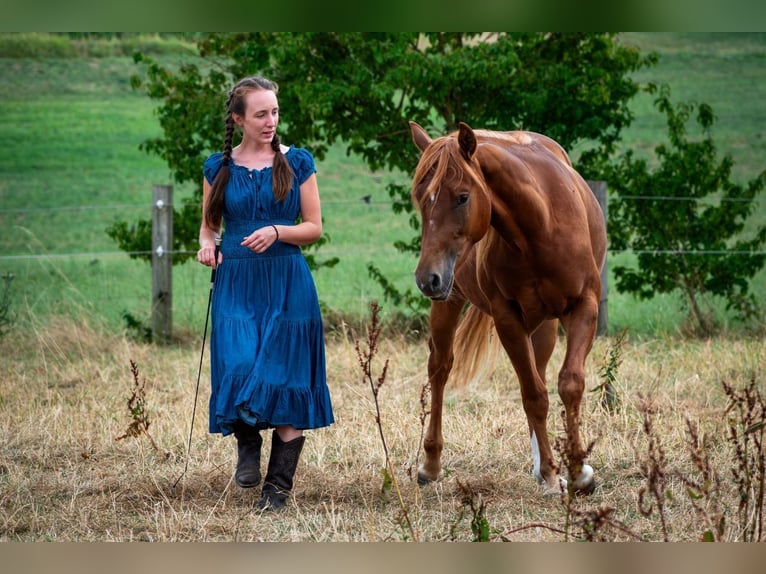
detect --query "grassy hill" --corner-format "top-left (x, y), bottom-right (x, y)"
top-left (0, 33), bottom-right (764, 338)
top-left (617, 32), bottom-right (766, 183)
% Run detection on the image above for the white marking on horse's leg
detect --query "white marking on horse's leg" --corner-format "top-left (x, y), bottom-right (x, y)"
top-left (532, 430), bottom-right (566, 496)
top-left (530, 430), bottom-right (542, 483)
top-left (529, 431), bottom-right (567, 497)
top-left (572, 464), bottom-right (595, 492)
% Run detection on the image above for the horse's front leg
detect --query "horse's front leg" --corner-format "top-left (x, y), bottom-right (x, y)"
top-left (418, 299), bottom-right (464, 485)
top-left (558, 288), bottom-right (600, 495)
top-left (494, 308), bottom-right (562, 496)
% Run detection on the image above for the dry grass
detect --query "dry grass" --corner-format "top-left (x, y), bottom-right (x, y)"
top-left (1, 313), bottom-right (764, 542)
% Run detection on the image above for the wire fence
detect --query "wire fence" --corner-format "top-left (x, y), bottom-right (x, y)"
top-left (3, 248), bottom-right (766, 261)
top-left (2, 194), bottom-right (765, 260)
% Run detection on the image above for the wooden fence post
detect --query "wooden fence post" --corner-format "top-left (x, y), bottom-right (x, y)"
top-left (588, 180), bottom-right (608, 337)
top-left (151, 184), bottom-right (173, 345)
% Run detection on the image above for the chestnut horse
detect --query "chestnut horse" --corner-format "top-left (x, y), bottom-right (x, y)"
top-left (409, 121), bottom-right (606, 496)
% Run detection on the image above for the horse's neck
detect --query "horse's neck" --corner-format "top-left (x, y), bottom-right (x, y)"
top-left (477, 144), bottom-right (552, 248)
top-left (487, 182), bottom-right (551, 252)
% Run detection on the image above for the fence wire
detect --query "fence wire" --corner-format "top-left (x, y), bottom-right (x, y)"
top-left (2, 193), bottom-right (764, 261)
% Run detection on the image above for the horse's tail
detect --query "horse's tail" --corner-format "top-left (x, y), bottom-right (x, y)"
top-left (449, 304), bottom-right (500, 389)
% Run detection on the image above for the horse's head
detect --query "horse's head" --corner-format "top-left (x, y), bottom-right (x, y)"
top-left (409, 121), bottom-right (492, 300)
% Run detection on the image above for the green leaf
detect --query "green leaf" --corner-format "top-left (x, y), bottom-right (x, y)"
top-left (380, 467), bottom-right (393, 492)
top-left (471, 517), bottom-right (491, 542)
top-left (687, 488), bottom-right (703, 500)
top-left (665, 488), bottom-right (674, 501)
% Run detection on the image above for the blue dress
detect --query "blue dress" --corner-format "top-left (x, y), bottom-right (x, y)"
top-left (203, 147), bottom-right (334, 435)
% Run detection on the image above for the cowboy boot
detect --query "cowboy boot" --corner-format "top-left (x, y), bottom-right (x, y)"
top-left (257, 431), bottom-right (305, 511)
top-left (233, 421), bottom-right (262, 488)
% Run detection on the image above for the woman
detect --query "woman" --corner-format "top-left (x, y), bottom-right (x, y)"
top-left (197, 76), bottom-right (334, 511)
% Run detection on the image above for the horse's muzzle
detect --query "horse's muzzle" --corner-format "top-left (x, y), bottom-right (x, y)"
top-left (415, 251), bottom-right (458, 300)
top-left (416, 271), bottom-right (454, 300)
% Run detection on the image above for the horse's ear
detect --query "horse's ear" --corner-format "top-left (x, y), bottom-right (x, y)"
top-left (409, 121), bottom-right (432, 153)
top-left (458, 122), bottom-right (477, 160)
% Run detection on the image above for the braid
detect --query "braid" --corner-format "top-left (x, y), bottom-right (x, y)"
top-left (205, 95), bottom-right (236, 230)
top-left (271, 133), bottom-right (295, 202)
top-left (222, 92), bottom-right (236, 164)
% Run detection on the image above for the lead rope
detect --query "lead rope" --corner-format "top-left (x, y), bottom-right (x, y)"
top-left (173, 236), bottom-right (221, 488)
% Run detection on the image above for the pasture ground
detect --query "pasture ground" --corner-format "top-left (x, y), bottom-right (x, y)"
top-left (1, 314), bottom-right (764, 542)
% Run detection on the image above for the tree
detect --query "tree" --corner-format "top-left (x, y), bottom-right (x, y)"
top-left (109, 33), bottom-right (654, 310)
top-left (605, 87), bottom-right (766, 336)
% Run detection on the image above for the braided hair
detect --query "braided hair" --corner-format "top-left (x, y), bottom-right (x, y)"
top-left (204, 77), bottom-right (295, 230)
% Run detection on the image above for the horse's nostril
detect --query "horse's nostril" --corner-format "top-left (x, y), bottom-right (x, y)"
top-left (416, 272), bottom-right (443, 296)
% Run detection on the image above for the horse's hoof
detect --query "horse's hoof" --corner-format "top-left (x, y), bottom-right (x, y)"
top-left (574, 478), bottom-right (597, 495)
top-left (576, 479), bottom-right (597, 495)
top-left (541, 475), bottom-right (566, 497)
top-left (572, 464), bottom-right (596, 495)
top-left (417, 465), bottom-right (443, 485)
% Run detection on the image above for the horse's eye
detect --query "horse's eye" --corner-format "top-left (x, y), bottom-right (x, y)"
top-left (456, 193), bottom-right (469, 207)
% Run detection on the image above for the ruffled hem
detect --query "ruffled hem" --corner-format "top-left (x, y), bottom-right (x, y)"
top-left (209, 315), bottom-right (334, 435)
top-left (209, 373), bottom-right (335, 435)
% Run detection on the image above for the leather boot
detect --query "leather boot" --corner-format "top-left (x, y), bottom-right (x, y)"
top-left (257, 431), bottom-right (305, 511)
top-left (233, 421), bottom-right (262, 488)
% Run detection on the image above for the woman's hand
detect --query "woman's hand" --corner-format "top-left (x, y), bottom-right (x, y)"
top-left (241, 225), bottom-right (279, 253)
top-left (197, 243), bottom-right (222, 268)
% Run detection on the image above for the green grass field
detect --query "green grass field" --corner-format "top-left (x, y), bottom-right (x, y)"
top-left (1, 33), bottom-right (764, 338)
top-left (617, 32), bottom-right (766, 182)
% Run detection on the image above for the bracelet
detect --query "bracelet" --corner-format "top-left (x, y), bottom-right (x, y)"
top-left (271, 224), bottom-right (279, 241)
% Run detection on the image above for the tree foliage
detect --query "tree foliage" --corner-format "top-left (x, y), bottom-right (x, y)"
top-left (109, 33), bottom-right (653, 306)
top-left (606, 87), bottom-right (766, 335)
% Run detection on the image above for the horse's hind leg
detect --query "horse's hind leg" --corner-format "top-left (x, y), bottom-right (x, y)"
top-left (558, 290), bottom-right (600, 494)
top-left (418, 298), bottom-right (464, 484)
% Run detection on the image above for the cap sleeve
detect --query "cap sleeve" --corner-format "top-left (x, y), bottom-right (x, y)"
top-left (287, 147), bottom-right (317, 186)
top-left (203, 152), bottom-right (225, 184)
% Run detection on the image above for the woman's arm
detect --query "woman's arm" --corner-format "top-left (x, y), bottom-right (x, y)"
top-left (281, 172), bottom-right (323, 245)
top-left (198, 177), bottom-right (222, 267)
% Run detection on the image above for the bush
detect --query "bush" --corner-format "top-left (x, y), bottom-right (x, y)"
top-left (606, 88), bottom-right (766, 336)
